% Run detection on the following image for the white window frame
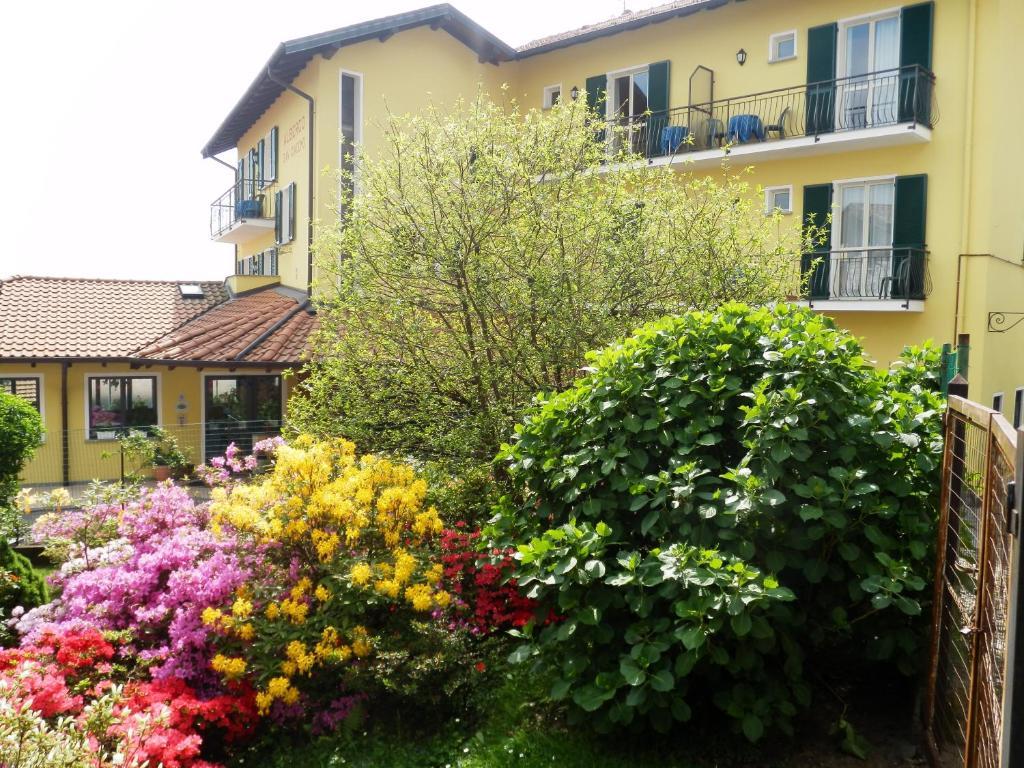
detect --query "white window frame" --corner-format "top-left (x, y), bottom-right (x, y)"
top-left (1, 373), bottom-right (45, 441)
top-left (1013, 387), bottom-right (1024, 429)
top-left (542, 84), bottom-right (562, 109)
top-left (84, 373), bottom-right (162, 441)
top-left (764, 185), bottom-right (793, 214)
top-left (605, 63), bottom-right (651, 120)
top-left (339, 69), bottom-right (363, 198)
top-left (992, 392), bottom-right (1004, 414)
top-left (768, 30), bottom-right (798, 63)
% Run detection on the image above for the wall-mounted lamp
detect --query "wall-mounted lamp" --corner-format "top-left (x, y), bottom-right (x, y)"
top-left (175, 394), bottom-right (188, 425)
top-left (570, 85), bottom-right (580, 101)
top-left (736, 48), bottom-right (747, 66)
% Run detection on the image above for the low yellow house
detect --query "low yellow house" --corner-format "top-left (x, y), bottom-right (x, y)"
top-left (0, 276), bottom-right (315, 487)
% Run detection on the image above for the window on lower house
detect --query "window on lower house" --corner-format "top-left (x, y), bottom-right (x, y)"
top-left (88, 376), bottom-right (157, 439)
top-left (0, 377), bottom-right (41, 411)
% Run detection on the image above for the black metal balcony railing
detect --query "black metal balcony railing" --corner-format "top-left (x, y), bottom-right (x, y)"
top-left (210, 178), bottom-right (276, 239)
top-left (799, 247), bottom-right (931, 308)
top-left (605, 65), bottom-right (936, 161)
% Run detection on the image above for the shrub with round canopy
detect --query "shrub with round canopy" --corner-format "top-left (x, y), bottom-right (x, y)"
top-left (494, 303), bottom-right (943, 739)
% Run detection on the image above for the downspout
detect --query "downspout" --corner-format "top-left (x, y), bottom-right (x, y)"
top-left (954, 0), bottom-right (979, 341)
top-left (266, 66), bottom-right (315, 295)
top-left (60, 361), bottom-right (69, 486)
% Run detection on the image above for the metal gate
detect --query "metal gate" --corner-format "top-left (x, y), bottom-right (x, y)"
top-left (924, 395), bottom-right (1019, 767)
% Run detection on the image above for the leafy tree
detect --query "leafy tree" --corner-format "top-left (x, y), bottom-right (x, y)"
top-left (290, 95), bottom-right (812, 462)
top-left (0, 391), bottom-right (43, 541)
top-left (492, 304), bottom-right (943, 739)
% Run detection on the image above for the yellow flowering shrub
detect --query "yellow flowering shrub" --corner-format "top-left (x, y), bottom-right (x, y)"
top-left (203, 436), bottom-right (454, 719)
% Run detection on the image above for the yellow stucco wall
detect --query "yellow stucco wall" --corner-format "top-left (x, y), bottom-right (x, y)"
top-left (217, 0), bottom-right (1024, 409)
top-left (2, 362), bottom-right (294, 486)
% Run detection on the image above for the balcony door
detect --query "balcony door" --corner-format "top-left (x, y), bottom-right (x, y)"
top-left (609, 67), bottom-right (649, 155)
top-left (838, 13), bottom-right (900, 128)
top-left (204, 375), bottom-right (282, 461)
top-left (834, 179), bottom-right (895, 299)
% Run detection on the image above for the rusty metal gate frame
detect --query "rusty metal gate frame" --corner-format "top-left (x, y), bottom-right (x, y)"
top-left (924, 395), bottom-right (1019, 768)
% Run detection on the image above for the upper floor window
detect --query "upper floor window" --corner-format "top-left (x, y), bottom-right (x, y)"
top-left (0, 377), bottom-right (41, 411)
top-left (88, 376), bottom-right (157, 439)
top-left (838, 12), bottom-right (900, 127)
top-left (543, 84), bottom-right (561, 109)
top-left (765, 185), bottom-right (793, 215)
top-left (769, 30), bottom-right (797, 62)
top-left (340, 71), bottom-right (362, 218)
top-left (275, 183), bottom-right (297, 245)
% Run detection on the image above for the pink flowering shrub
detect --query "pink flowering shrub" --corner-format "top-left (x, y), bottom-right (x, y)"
top-left (20, 485), bottom-right (259, 687)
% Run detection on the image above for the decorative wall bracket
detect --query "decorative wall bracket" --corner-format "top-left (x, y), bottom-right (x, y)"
top-left (988, 312), bottom-right (1024, 333)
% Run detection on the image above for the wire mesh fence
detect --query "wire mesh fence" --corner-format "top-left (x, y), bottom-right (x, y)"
top-left (926, 396), bottom-right (1018, 768)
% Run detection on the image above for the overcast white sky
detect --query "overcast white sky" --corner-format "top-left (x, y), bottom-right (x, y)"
top-left (0, 0), bottom-right (650, 282)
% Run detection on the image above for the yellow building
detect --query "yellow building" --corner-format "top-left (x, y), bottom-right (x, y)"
top-left (200, 0), bottom-right (1024, 421)
top-left (0, 276), bottom-right (315, 487)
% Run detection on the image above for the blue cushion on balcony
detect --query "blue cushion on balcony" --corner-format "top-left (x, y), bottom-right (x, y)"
top-left (659, 125), bottom-right (689, 155)
top-left (235, 199), bottom-right (262, 218)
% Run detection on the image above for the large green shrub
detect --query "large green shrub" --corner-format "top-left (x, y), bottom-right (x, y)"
top-left (0, 539), bottom-right (48, 644)
top-left (0, 391), bottom-right (43, 541)
top-left (493, 303), bottom-right (943, 740)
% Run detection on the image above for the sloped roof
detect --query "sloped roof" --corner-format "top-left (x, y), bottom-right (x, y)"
top-left (516, 0), bottom-right (726, 57)
top-left (0, 276), bottom-right (228, 359)
top-left (0, 277), bottom-right (316, 366)
top-left (201, 4), bottom-right (516, 158)
top-left (132, 287), bottom-right (317, 364)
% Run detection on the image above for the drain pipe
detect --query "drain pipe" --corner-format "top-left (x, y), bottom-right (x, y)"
top-left (267, 65), bottom-right (315, 295)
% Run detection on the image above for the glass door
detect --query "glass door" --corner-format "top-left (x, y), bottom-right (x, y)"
top-left (609, 68), bottom-right (649, 154)
top-left (204, 375), bottom-right (282, 461)
top-left (835, 180), bottom-right (895, 299)
top-left (839, 14), bottom-right (900, 128)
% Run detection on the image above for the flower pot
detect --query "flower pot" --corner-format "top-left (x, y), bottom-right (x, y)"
top-left (152, 465), bottom-right (173, 482)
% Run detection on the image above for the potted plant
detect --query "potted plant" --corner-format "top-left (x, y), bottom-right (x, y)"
top-left (149, 427), bottom-right (189, 481)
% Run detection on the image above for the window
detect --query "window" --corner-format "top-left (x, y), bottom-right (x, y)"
top-left (236, 248), bottom-right (278, 277)
top-left (88, 376), bottom-right (157, 439)
top-left (838, 12), bottom-right (900, 127)
top-left (265, 126), bottom-right (278, 184)
top-left (833, 177), bottom-right (895, 298)
top-left (992, 392), bottom-right (1004, 414)
top-left (543, 84), bottom-right (561, 109)
top-left (204, 375), bottom-right (282, 461)
top-left (609, 66), bottom-right (649, 154)
top-left (765, 185), bottom-right (793, 214)
top-left (769, 30), bottom-right (797, 62)
top-left (1013, 388), bottom-right (1023, 429)
top-left (340, 71), bottom-right (362, 218)
top-left (0, 377), bottom-right (41, 411)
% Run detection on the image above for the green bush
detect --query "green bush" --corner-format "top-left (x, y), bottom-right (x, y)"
top-left (0, 391), bottom-right (43, 541)
top-left (493, 303), bottom-right (943, 740)
top-left (0, 539), bottom-right (49, 644)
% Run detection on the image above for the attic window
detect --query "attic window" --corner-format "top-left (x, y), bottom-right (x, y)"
top-left (179, 284), bottom-right (204, 297)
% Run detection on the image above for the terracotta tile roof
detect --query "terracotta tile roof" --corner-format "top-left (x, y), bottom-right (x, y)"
top-left (132, 287), bottom-right (317, 364)
top-left (517, 0), bottom-right (720, 55)
top-left (0, 276), bottom-right (229, 359)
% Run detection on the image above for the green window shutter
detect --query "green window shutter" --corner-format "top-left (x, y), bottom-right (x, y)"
top-left (899, 2), bottom-right (934, 123)
top-left (257, 139), bottom-right (266, 187)
top-left (585, 74), bottom-right (608, 145)
top-left (801, 184), bottom-right (834, 299)
top-left (805, 23), bottom-right (837, 135)
top-left (585, 74), bottom-right (607, 114)
top-left (268, 127), bottom-right (278, 182)
top-left (646, 61), bottom-right (670, 157)
top-left (274, 190), bottom-right (283, 244)
top-left (892, 174), bottom-right (927, 299)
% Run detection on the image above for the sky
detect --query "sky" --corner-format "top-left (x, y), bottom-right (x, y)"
top-left (0, 0), bottom-right (652, 283)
